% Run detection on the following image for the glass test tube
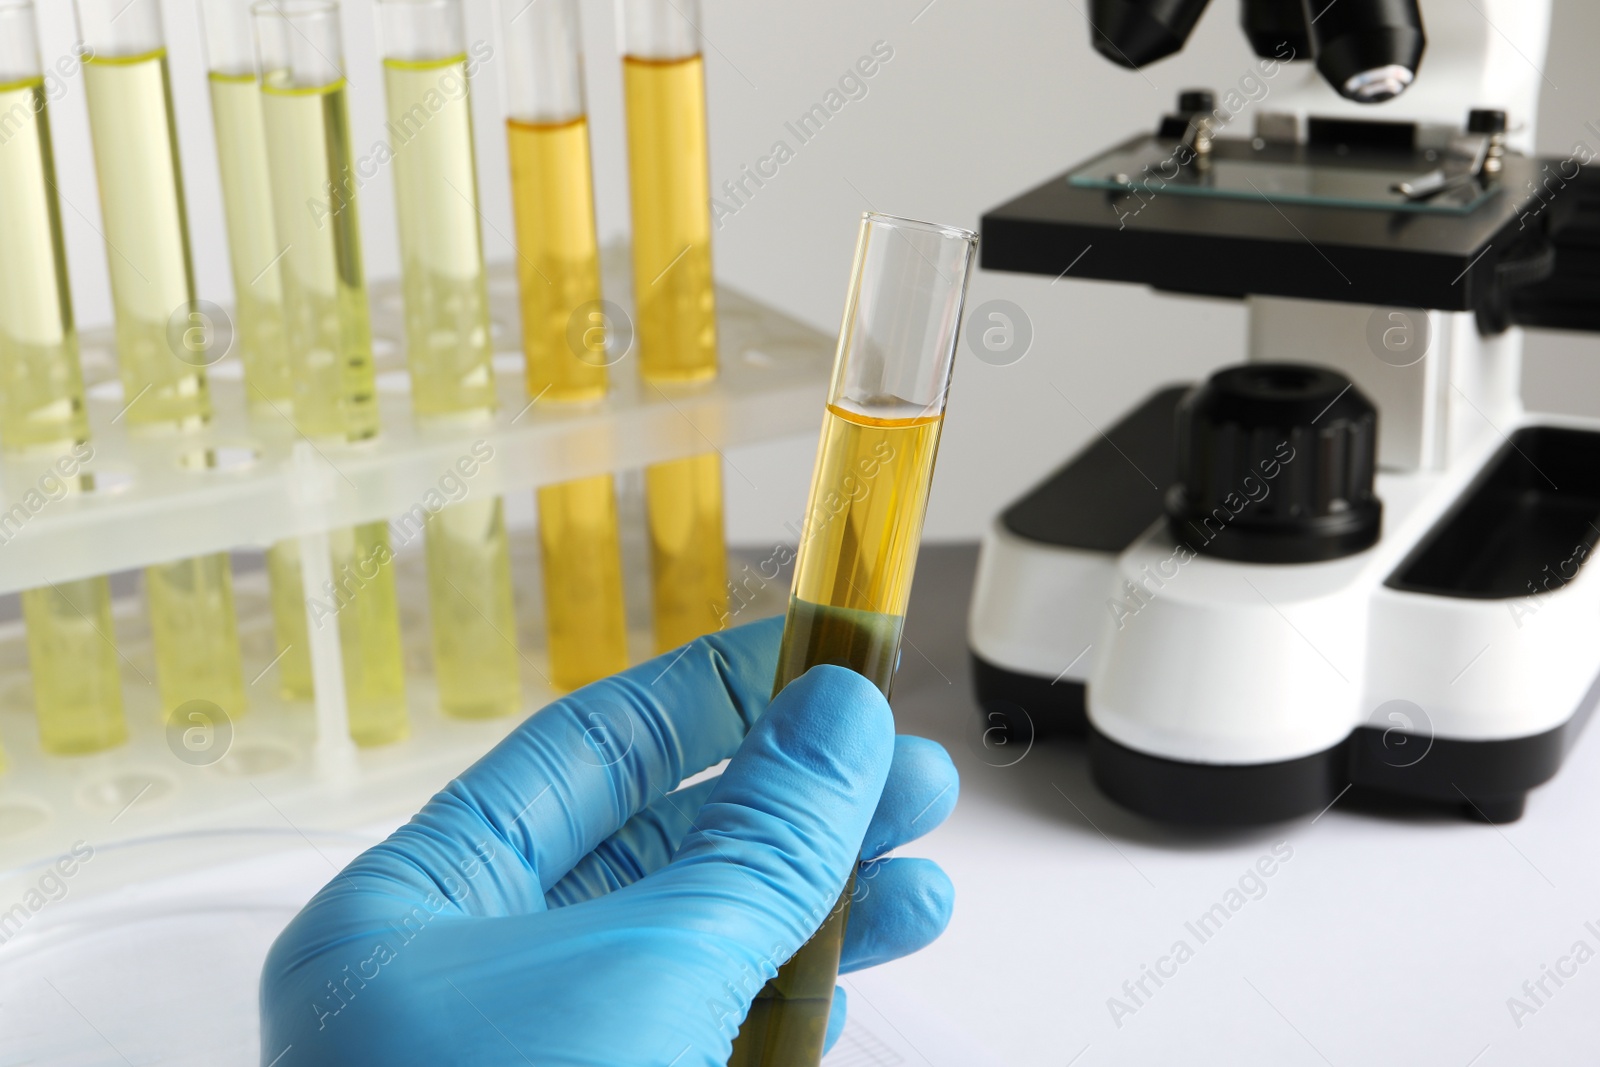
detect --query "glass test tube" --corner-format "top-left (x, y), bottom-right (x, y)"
top-left (620, 0), bottom-right (728, 652)
top-left (378, 0), bottom-right (520, 719)
top-left (255, 0), bottom-right (407, 744)
top-left (199, 0), bottom-right (293, 411)
top-left (253, 0), bottom-right (379, 442)
top-left (0, 6), bottom-right (89, 457)
top-left (0, 0), bottom-right (127, 757)
top-left (76, 0), bottom-right (246, 726)
top-left (199, 0), bottom-right (312, 701)
top-left (727, 214), bottom-right (976, 1066)
top-left (501, 0), bottom-right (628, 689)
top-left (76, 0), bottom-right (209, 430)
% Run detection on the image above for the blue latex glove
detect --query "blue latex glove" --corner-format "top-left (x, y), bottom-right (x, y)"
top-left (260, 615), bottom-right (959, 1066)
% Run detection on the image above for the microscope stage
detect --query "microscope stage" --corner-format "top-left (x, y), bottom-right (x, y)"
top-left (981, 135), bottom-right (1550, 310)
top-left (1067, 134), bottom-right (1497, 215)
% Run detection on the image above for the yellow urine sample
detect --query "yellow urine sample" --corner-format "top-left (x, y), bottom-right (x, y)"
top-left (145, 554), bottom-right (246, 723)
top-left (622, 54), bottom-right (717, 382)
top-left (508, 113), bottom-right (630, 685)
top-left (538, 475), bottom-right (628, 690)
top-left (790, 403), bottom-right (944, 615)
top-left (322, 522), bottom-right (408, 746)
top-left (82, 50), bottom-right (210, 430)
top-left (423, 498), bottom-right (521, 718)
top-left (0, 77), bottom-right (90, 453)
top-left (383, 56), bottom-right (521, 717)
top-left (383, 55), bottom-right (495, 416)
top-left (208, 71), bottom-right (293, 411)
top-left (266, 539), bottom-right (314, 700)
top-left (624, 54), bottom-right (727, 650)
top-left (508, 115), bottom-right (607, 401)
top-left (212, 72), bottom-right (307, 697)
top-left (22, 578), bottom-right (127, 755)
top-left (259, 76), bottom-right (379, 441)
top-left (645, 453), bottom-right (728, 652)
top-left (729, 402), bottom-right (944, 1067)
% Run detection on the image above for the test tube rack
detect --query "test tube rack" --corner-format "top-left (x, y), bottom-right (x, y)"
top-left (0, 250), bottom-right (827, 884)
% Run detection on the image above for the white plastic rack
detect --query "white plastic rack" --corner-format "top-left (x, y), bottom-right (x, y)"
top-left (0, 251), bottom-right (828, 880)
top-left (2, 257), bottom-right (829, 591)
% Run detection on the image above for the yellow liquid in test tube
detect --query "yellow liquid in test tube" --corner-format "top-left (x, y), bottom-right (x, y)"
top-left (645, 453), bottom-right (727, 651)
top-left (22, 581), bottom-right (128, 755)
top-left (730, 404), bottom-right (943, 1064)
top-left (0, 78), bottom-right (90, 453)
top-left (84, 47), bottom-right (246, 728)
top-left (266, 541), bottom-right (314, 700)
top-left (259, 77), bottom-right (380, 442)
top-left (788, 405), bottom-right (943, 616)
top-left (145, 554), bottom-right (246, 723)
top-left (509, 114), bottom-right (628, 688)
top-left (208, 70), bottom-right (311, 697)
top-left (536, 476), bottom-right (628, 689)
top-left (383, 55), bottom-right (496, 415)
top-left (623, 53), bottom-right (728, 651)
top-left (208, 71), bottom-right (293, 410)
top-left (327, 523), bottom-right (409, 746)
top-left (0, 74), bottom-right (128, 756)
top-left (623, 54), bottom-right (716, 381)
top-left (261, 74), bottom-right (407, 741)
top-left (82, 49), bottom-right (210, 430)
top-left (383, 54), bottom-right (521, 717)
top-left (422, 499), bottom-right (521, 717)
top-left (509, 115), bottom-right (607, 403)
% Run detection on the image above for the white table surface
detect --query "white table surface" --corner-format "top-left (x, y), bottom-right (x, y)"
top-left (849, 545), bottom-right (1600, 1067)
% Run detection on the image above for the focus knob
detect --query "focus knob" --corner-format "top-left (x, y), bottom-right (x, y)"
top-left (1166, 363), bottom-right (1381, 563)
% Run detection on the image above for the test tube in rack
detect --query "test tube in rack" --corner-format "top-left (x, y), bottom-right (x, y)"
top-left (501, 0), bottom-right (629, 689)
top-left (76, 0), bottom-right (247, 728)
top-left (199, 0), bottom-right (313, 701)
top-left (619, 0), bottom-right (730, 652)
top-left (377, 0), bottom-right (521, 719)
top-left (199, 0), bottom-right (293, 412)
top-left (0, 0), bottom-right (127, 759)
top-left (254, 0), bottom-right (408, 745)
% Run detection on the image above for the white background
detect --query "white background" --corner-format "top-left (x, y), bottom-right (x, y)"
top-left (25, 0), bottom-right (1600, 543)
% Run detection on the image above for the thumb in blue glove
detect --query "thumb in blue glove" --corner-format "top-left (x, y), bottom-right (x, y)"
top-left (260, 615), bottom-right (959, 1066)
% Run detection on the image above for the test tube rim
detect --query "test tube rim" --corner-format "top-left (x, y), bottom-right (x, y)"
top-left (199, 0), bottom-right (259, 76)
top-left (75, 0), bottom-right (167, 57)
top-left (0, 0), bottom-right (42, 83)
top-left (860, 210), bottom-right (977, 243)
top-left (249, 0), bottom-right (337, 21)
top-left (375, 0), bottom-right (466, 63)
top-left (252, 0), bottom-right (346, 90)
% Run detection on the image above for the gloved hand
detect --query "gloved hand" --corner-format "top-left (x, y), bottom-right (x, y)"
top-left (260, 614), bottom-right (959, 1066)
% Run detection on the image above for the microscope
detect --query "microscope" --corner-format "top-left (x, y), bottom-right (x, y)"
top-left (969, 0), bottom-right (1600, 824)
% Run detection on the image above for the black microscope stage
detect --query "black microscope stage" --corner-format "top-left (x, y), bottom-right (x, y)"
top-left (980, 128), bottom-right (1569, 316)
